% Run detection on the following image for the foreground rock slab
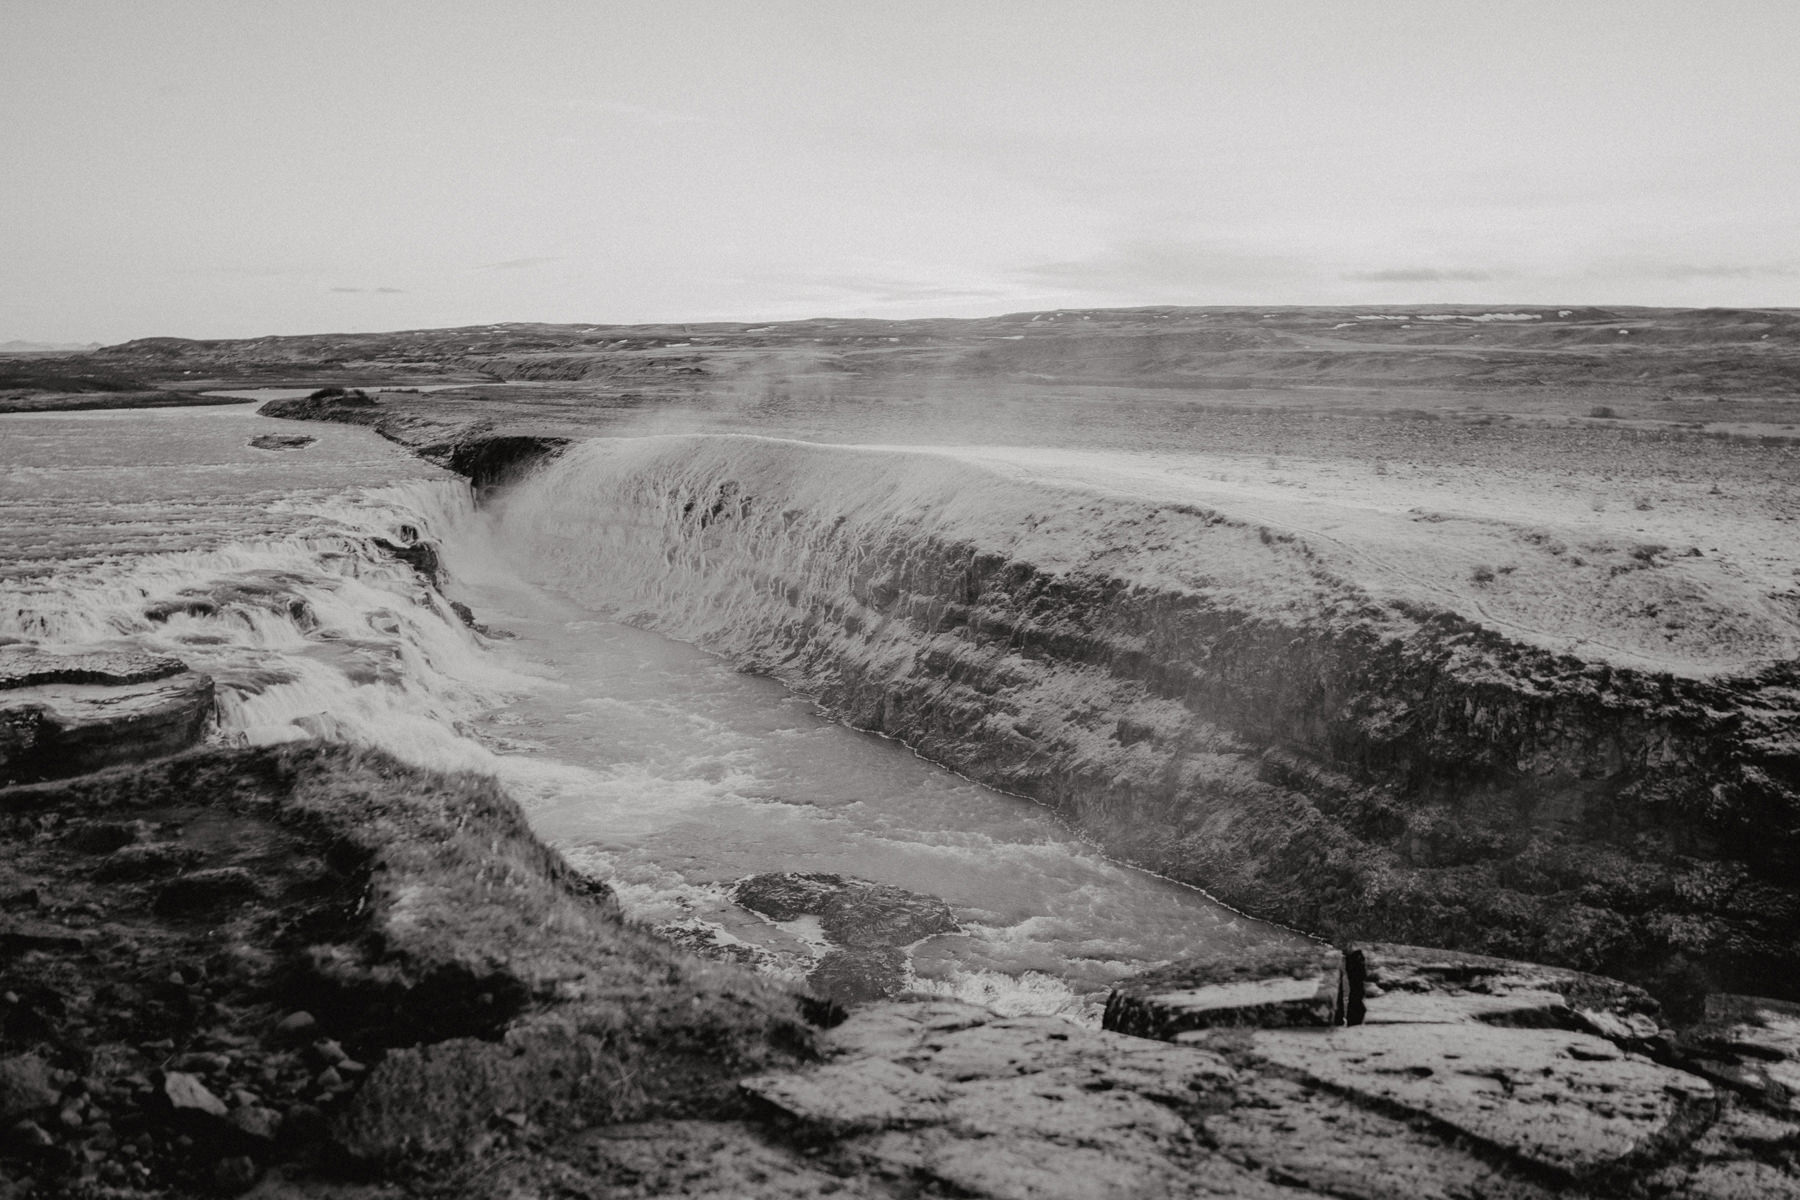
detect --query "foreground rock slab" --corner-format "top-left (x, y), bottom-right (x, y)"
top-left (1237, 1023), bottom-right (1713, 1180)
top-left (1094, 944), bottom-right (1800, 1197)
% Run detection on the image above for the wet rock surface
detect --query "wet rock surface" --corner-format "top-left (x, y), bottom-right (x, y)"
top-left (733, 871), bottom-right (959, 949)
top-left (246, 434), bottom-right (316, 452)
top-left (731, 871), bottom-right (959, 1004)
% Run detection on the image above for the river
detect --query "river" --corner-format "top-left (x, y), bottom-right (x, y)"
top-left (0, 400), bottom-right (1299, 1020)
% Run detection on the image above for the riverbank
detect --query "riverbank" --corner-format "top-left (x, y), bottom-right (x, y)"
top-left (0, 737), bottom-right (816, 1196)
top-left (4, 685), bottom-right (1798, 1196)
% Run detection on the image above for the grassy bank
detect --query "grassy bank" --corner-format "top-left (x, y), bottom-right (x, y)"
top-left (0, 743), bottom-right (816, 1195)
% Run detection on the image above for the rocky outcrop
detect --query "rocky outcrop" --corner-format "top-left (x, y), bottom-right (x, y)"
top-left (0, 647), bottom-right (213, 785)
top-left (731, 871), bottom-right (959, 1003)
top-left (701, 981), bottom-right (1800, 1198)
top-left (441, 432), bottom-right (573, 490)
top-left (255, 388), bottom-right (377, 422)
top-left (254, 388), bottom-right (573, 494)
top-left (247, 433), bottom-right (315, 451)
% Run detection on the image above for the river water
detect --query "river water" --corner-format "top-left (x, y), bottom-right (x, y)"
top-left (0, 401), bottom-right (1298, 1019)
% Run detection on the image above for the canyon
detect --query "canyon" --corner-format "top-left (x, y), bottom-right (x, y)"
top-left (2, 305), bottom-right (1797, 1196)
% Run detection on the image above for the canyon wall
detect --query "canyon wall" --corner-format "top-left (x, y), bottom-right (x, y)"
top-left (491, 435), bottom-right (1800, 1007)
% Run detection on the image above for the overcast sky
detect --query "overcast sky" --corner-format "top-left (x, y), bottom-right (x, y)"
top-left (4, 1), bottom-right (1797, 342)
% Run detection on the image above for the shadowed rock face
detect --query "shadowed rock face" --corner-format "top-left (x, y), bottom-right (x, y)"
top-left (442, 433), bottom-right (573, 490)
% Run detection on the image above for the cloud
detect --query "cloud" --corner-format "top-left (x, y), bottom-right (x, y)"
top-left (1341, 268), bottom-right (1499, 283)
top-left (329, 286), bottom-right (407, 294)
top-left (1014, 238), bottom-right (1310, 297)
top-left (476, 256), bottom-right (563, 271)
top-left (772, 272), bottom-right (1014, 307)
top-left (1655, 263), bottom-right (1798, 280)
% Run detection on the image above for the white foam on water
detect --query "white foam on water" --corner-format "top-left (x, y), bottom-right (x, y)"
top-left (905, 965), bottom-right (1096, 1023)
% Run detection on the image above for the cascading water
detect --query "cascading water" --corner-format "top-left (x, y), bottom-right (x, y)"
top-left (2, 408), bottom-right (1301, 1023)
top-left (1, 406), bottom-right (519, 771)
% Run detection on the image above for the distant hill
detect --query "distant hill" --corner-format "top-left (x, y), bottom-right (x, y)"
top-left (0, 339), bottom-right (102, 354)
top-left (81, 305), bottom-right (1800, 399)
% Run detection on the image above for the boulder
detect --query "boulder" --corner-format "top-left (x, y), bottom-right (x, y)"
top-left (732, 872), bottom-right (846, 922)
top-left (807, 946), bottom-right (909, 1005)
top-left (160, 1070), bottom-right (229, 1121)
top-left (1103, 942), bottom-right (1663, 1043)
top-left (731, 871), bottom-right (958, 948)
top-left (1102, 944), bottom-right (1344, 1037)
top-left (732, 872), bottom-right (957, 1007)
top-left (0, 1055), bottom-right (60, 1125)
top-left (1355, 942), bottom-right (1659, 1032)
top-left (247, 433), bottom-right (315, 451)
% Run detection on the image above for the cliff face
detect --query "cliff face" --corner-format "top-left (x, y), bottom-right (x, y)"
top-left (492, 436), bottom-right (1800, 1006)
